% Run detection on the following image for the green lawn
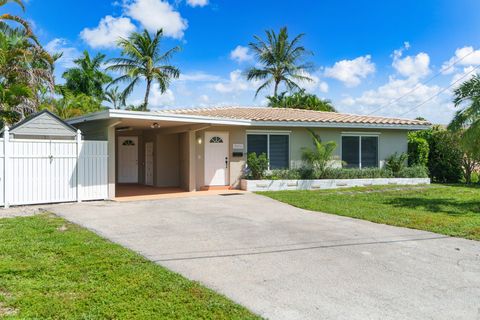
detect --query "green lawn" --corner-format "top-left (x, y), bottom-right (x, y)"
top-left (0, 214), bottom-right (260, 319)
top-left (260, 184), bottom-right (480, 241)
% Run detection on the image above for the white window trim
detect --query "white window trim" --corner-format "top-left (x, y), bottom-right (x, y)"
top-left (341, 134), bottom-right (380, 169)
top-left (246, 132), bottom-right (291, 169)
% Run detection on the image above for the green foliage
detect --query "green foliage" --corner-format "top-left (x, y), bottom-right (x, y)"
top-left (301, 129), bottom-right (337, 178)
top-left (458, 129), bottom-right (480, 184)
top-left (245, 26), bottom-right (314, 98)
top-left (449, 74), bottom-right (480, 138)
top-left (267, 89), bottom-right (337, 112)
top-left (322, 167), bottom-right (394, 179)
top-left (40, 86), bottom-right (104, 119)
top-left (407, 132), bottom-right (429, 167)
top-left (246, 152), bottom-right (269, 179)
top-left (427, 129), bottom-right (463, 183)
top-left (108, 29), bottom-right (181, 111)
top-left (385, 152), bottom-right (408, 176)
top-left (397, 165), bottom-right (429, 178)
top-left (104, 86), bottom-right (124, 109)
top-left (62, 51), bottom-right (112, 99)
top-left (266, 169), bottom-right (302, 180)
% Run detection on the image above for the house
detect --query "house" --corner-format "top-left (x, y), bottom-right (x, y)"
top-left (68, 107), bottom-right (430, 199)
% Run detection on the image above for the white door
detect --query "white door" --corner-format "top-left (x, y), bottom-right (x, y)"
top-left (204, 132), bottom-right (229, 186)
top-left (145, 142), bottom-right (154, 186)
top-left (118, 136), bottom-right (138, 183)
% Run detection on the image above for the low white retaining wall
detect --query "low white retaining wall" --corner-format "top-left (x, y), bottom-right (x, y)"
top-left (241, 178), bottom-right (431, 192)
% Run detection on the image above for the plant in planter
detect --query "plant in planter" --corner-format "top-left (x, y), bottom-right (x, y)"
top-left (246, 152), bottom-right (269, 179)
top-left (385, 152), bottom-right (408, 177)
top-left (301, 129), bottom-right (337, 178)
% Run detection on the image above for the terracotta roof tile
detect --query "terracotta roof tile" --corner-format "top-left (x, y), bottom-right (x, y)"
top-left (160, 107), bottom-right (430, 126)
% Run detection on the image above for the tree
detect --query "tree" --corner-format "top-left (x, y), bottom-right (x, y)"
top-left (301, 129), bottom-right (337, 178)
top-left (267, 89), bottom-right (336, 112)
top-left (107, 29), bottom-right (180, 111)
top-left (62, 51), bottom-right (111, 99)
top-left (0, 0), bottom-right (37, 43)
top-left (104, 86), bottom-right (124, 109)
top-left (449, 74), bottom-right (480, 136)
top-left (0, 25), bottom-right (54, 124)
top-left (246, 26), bottom-right (313, 98)
top-left (41, 86), bottom-right (104, 120)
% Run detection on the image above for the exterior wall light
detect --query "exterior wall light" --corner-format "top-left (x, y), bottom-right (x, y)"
top-left (150, 123), bottom-right (160, 129)
top-left (197, 137), bottom-right (202, 144)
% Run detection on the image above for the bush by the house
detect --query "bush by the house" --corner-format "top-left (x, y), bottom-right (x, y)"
top-left (301, 129), bottom-right (337, 178)
top-left (246, 152), bottom-right (269, 179)
top-left (397, 165), bottom-right (429, 178)
top-left (408, 132), bottom-right (429, 167)
top-left (266, 169), bottom-right (303, 180)
top-left (385, 152), bottom-right (408, 176)
top-left (322, 167), bottom-right (394, 179)
top-left (427, 129), bottom-right (463, 183)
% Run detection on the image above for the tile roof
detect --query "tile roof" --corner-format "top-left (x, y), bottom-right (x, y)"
top-left (161, 107), bottom-right (431, 126)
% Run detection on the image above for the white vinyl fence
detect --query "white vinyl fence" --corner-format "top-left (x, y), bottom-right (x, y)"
top-left (0, 128), bottom-right (108, 207)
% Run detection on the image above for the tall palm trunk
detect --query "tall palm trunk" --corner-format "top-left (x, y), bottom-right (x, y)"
top-left (273, 80), bottom-right (279, 98)
top-left (143, 79), bottom-right (151, 111)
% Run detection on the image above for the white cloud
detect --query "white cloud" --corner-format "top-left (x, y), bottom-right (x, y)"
top-left (80, 16), bottom-right (136, 48)
top-left (44, 38), bottom-right (80, 68)
top-left (213, 69), bottom-right (252, 93)
top-left (450, 66), bottom-right (477, 86)
top-left (186, 0), bottom-right (208, 7)
top-left (319, 81), bottom-right (329, 93)
top-left (324, 55), bottom-right (375, 87)
top-left (441, 46), bottom-right (480, 75)
top-left (339, 76), bottom-right (453, 123)
top-left (230, 45), bottom-right (253, 63)
top-left (392, 48), bottom-right (430, 79)
top-left (149, 84), bottom-right (175, 107)
top-left (125, 0), bottom-right (187, 39)
top-left (178, 71), bottom-right (221, 82)
top-left (199, 94), bottom-right (209, 102)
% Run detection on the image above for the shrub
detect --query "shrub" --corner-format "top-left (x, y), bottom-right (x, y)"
top-left (301, 129), bottom-right (337, 178)
top-left (427, 130), bottom-right (463, 183)
top-left (397, 165), bottom-right (429, 178)
top-left (322, 167), bottom-right (394, 179)
top-left (408, 133), bottom-right (429, 167)
top-left (385, 153), bottom-right (408, 176)
top-left (266, 169), bottom-right (302, 180)
top-left (246, 152), bottom-right (269, 179)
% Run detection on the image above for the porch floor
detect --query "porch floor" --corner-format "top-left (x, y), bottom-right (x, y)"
top-left (114, 184), bottom-right (246, 202)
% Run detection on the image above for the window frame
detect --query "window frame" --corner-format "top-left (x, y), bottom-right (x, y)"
top-left (341, 133), bottom-right (380, 169)
top-left (246, 130), bottom-right (291, 170)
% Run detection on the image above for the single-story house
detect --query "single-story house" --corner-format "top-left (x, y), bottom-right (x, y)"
top-left (67, 107), bottom-right (430, 198)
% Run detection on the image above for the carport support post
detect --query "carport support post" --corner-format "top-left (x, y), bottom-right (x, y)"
top-left (3, 126), bottom-right (9, 208)
top-left (76, 129), bottom-right (82, 203)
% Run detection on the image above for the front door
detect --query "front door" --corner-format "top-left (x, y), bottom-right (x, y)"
top-left (145, 142), bottom-right (154, 186)
top-left (118, 136), bottom-right (138, 183)
top-left (204, 132), bottom-right (229, 186)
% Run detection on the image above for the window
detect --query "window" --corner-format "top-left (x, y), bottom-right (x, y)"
top-left (209, 136), bottom-right (224, 143)
top-left (247, 133), bottom-right (290, 169)
top-left (122, 139), bottom-right (135, 146)
top-left (342, 135), bottom-right (379, 168)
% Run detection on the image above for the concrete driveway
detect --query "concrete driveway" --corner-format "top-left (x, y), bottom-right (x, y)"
top-left (48, 193), bottom-right (480, 320)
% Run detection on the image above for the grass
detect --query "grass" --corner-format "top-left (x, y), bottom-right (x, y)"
top-left (0, 214), bottom-right (261, 319)
top-left (260, 184), bottom-right (480, 241)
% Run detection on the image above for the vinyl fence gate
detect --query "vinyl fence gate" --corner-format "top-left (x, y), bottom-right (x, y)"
top-left (0, 128), bottom-right (108, 208)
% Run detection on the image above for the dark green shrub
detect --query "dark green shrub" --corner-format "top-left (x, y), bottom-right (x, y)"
top-left (385, 153), bottom-right (408, 176)
top-left (408, 133), bottom-right (429, 167)
top-left (246, 152), bottom-right (269, 179)
top-left (397, 165), bottom-right (429, 178)
top-left (322, 167), bottom-right (394, 179)
top-left (266, 169), bottom-right (302, 180)
top-left (427, 130), bottom-right (463, 183)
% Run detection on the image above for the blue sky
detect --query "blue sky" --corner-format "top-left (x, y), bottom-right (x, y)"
top-left (8, 0), bottom-right (480, 123)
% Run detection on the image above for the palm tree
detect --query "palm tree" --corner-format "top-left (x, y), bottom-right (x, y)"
top-left (246, 26), bottom-right (313, 98)
top-left (449, 74), bottom-right (480, 135)
top-left (62, 51), bottom-right (111, 99)
top-left (107, 29), bottom-right (180, 111)
top-left (104, 86), bottom-right (124, 109)
top-left (0, 0), bottom-right (37, 44)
